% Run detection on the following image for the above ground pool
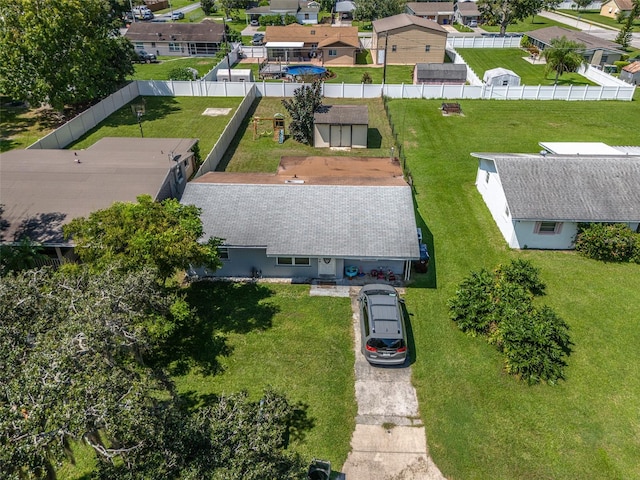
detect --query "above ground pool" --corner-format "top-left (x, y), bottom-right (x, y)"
top-left (284, 65), bottom-right (327, 77)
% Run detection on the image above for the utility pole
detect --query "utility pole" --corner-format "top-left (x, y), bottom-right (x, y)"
top-left (128, 0), bottom-right (136, 22)
top-left (382, 32), bottom-right (388, 85)
top-left (223, 17), bottom-right (232, 81)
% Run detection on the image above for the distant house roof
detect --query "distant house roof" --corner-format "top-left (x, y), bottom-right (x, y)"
top-left (622, 61), bottom-right (640, 73)
top-left (270, 0), bottom-right (300, 11)
top-left (415, 63), bottom-right (467, 81)
top-left (180, 182), bottom-right (419, 259)
top-left (125, 19), bottom-right (224, 43)
top-left (472, 153), bottom-right (640, 222)
top-left (603, 0), bottom-right (634, 10)
top-left (265, 24), bottom-right (359, 47)
top-left (335, 0), bottom-right (356, 12)
top-left (313, 105), bottom-right (369, 125)
top-left (372, 13), bottom-right (448, 35)
top-left (406, 2), bottom-right (454, 16)
top-left (0, 138), bottom-right (198, 245)
top-left (525, 26), bottom-right (624, 53)
top-left (456, 1), bottom-right (480, 15)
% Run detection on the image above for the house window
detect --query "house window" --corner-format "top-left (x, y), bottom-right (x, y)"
top-left (425, 45), bottom-right (430, 52)
top-left (277, 257), bottom-right (310, 266)
top-left (175, 165), bottom-right (184, 183)
top-left (218, 247), bottom-right (229, 260)
top-left (304, 13), bottom-right (309, 19)
top-left (169, 42), bottom-right (180, 52)
top-left (151, 42), bottom-right (156, 48)
top-left (392, 45), bottom-right (397, 52)
top-left (534, 221), bottom-right (563, 234)
top-left (328, 49), bottom-right (337, 56)
top-left (310, 30), bottom-right (316, 35)
top-left (135, 42), bottom-right (144, 49)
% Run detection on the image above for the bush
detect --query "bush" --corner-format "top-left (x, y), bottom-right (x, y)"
top-left (574, 223), bottom-right (639, 262)
top-left (448, 260), bottom-right (571, 385)
top-left (614, 60), bottom-right (630, 73)
top-left (168, 67), bottom-right (197, 81)
top-left (361, 72), bottom-right (373, 84)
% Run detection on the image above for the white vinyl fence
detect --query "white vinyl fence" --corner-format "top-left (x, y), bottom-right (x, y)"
top-left (447, 36), bottom-right (523, 49)
top-left (27, 82), bottom-right (140, 149)
top-left (447, 47), bottom-right (483, 86)
top-left (579, 64), bottom-right (631, 87)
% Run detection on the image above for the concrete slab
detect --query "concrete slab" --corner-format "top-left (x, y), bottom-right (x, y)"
top-left (349, 424), bottom-right (427, 452)
top-left (355, 380), bottom-right (420, 418)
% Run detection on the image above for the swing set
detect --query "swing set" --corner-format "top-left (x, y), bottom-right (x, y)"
top-left (252, 113), bottom-right (285, 141)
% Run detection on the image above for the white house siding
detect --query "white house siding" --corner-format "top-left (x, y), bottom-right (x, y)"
top-left (512, 221), bottom-right (578, 250)
top-left (475, 158), bottom-right (517, 247)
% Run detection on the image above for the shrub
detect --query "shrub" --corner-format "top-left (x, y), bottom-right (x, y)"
top-left (520, 35), bottom-right (531, 48)
top-left (449, 260), bottom-right (570, 385)
top-left (168, 67), bottom-right (197, 81)
top-left (574, 223), bottom-right (638, 262)
top-left (614, 60), bottom-right (630, 73)
top-left (361, 72), bottom-right (373, 84)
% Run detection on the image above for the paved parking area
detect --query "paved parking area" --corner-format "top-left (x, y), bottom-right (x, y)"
top-left (341, 288), bottom-right (446, 480)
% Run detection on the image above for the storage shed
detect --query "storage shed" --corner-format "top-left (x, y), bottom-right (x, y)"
top-left (620, 61), bottom-right (640, 86)
top-left (414, 63), bottom-right (467, 84)
top-left (313, 105), bottom-right (368, 148)
top-left (216, 69), bottom-right (254, 82)
top-left (483, 67), bottom-right (520, 86)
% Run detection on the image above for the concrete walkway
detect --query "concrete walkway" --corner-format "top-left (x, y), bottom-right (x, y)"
top-left (340, 287), bottom-right (446, 480)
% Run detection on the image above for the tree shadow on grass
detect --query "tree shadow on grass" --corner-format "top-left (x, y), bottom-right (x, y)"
top-left (156, 281), bottom-right (280, 377)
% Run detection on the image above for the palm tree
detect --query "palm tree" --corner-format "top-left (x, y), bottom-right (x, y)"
top-left (542, 36), bottom-right (588, 85)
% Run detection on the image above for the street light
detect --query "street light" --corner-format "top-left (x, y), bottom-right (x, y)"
top-left (131, 101), bottom-right (145, 138)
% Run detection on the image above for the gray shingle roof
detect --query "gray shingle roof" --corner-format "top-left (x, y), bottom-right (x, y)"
top-left (483, 154), bottom-right (640, 222)
top-left (373, 13), bottom-right (447, 34)
top-left (313, 105), bottom-right (368, 125)
top-left (525, 26), bottom-right (623, 53)
top-left (406, 2), bottom-right (454, 16)
top-left (456, 2), bottom-right (480, 15)
top-left (415, 63), bottom-right (466, 80)
top-left (180, 183), bottom-right (420, 259)
top-left (125, 20), bottom-right (224, 43)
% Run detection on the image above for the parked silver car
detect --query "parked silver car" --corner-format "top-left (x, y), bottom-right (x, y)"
top-left (357, 284), bottom-right (408, 366)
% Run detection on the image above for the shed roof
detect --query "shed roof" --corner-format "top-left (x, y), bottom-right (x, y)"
top-left (415, 63), bottom-right (467, 80)
top-left (484, 67), bottom-right (519, 78)
top-left (313, 105), bottom-right (369, 125)
top-left (0, 138), bottom-right (198, 245)
top-left (180, 182), bottom-right (420, 259)
top-left (406, 2), bottom-right (455, 16)
top-left (473, 153), bottom-right (640, 222)
top-left (525, 26), bottom-right (624, 53)
top-left (539, 142), bottom-right (622, 155)
top-left (265, 24), bottom-right (359, 47)
top-left (373, 13), bottom-right (447, 35)
top-left (124, 19), bottom-right (224, 43)
top-left (622, 61), bottom-right (640, 73)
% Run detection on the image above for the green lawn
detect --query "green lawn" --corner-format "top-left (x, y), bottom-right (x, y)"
top-left (386, 98), bottom-right (640, 480)
top-left (457, 48), bottom-right (597, 85)
top-left (218, 96), bottom-right (396, 173)
top-left (558, 9), bottom-right (640, 30)
top-left (0, 102), bottom-right (57, 152)
top-left (481, 16), bottom-right (579, 32)
top-left (68, 96), bottom-right (242, 155)
top-left (129, 56), bottom-right (219, 80)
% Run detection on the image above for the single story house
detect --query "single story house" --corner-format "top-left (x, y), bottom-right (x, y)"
top-left (473, 151), bottom-right (640, 249)
top-left (181, 156), bottom-right (420, 281)
top-left (125, 20), bottom-right (225, 56)
top-left (524, 26), bottom-right (624, 66)
top-left (313, 105), bottom-right (368, 148)
top-left (454, 1), bottom-right (481, 26)
top-left (246, 0), bottom-right (320, 25)
top-left (0, 138), bottom-right (198, 261)
top-left (216, 68), bottom-right (254, 82)
top-left (405, 2), bottom-right (455, 24)
top-left (264, 25), bottom-right (359, 65)
top-left (600, 0), bottom-right (634, 18)
top-left (620, 61), bottom-right (640, 85)
top-left (483, 67), bottom-right (520, 86)
top-left (414, 63), bottom-right (467, 84)
top-left (372, 14), bottom-right (448, 65)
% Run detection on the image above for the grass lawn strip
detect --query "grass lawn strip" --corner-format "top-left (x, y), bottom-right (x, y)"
top-left (130, 56), bottom-right (219, 80)
top-left (558, 9), bottom-right (640, 30)
top-left (388, 98), bottom-right (640, 479)
top-left (457, 48), bottom-right (597, 85)
top-left (481, 16), bottom-right (580, 32)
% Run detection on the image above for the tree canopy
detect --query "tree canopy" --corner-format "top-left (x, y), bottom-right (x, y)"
top-left (542, 36), bottom-right (588, 84)
top-left (0, 0), bottom-right (135, 112)
top-left (63, 195), bottom-right (223, 283)
top-left (477, 0), bottom-right (559, 35)
top-left (281, 81), bottom-right (324, 145)
top-left (354, 0), bottom-right (405, 22)
top-left (0, 266), bottom-right (307, 479)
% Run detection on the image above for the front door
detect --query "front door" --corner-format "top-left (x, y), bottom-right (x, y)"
top-left (318, 257), bottom-right (336, 277)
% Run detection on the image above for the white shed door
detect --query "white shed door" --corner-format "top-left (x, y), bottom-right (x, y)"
top-left (330, 125), bottom-right (351, 147)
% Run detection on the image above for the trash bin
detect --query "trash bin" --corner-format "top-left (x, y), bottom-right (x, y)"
top-left (308, 458), bottom-right (331, 480)
top-left (414, 243), bottom-right (430, 273)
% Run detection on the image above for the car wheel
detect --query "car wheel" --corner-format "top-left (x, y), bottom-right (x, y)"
top-left (146, 59), bottom-right (151, 64)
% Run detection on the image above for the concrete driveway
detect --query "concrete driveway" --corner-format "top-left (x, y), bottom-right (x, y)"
top-left (341, 288), bottom-right (446, 480)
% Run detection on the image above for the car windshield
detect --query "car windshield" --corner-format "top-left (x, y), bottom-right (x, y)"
top-left (367, 338), bottom-right (405, 350)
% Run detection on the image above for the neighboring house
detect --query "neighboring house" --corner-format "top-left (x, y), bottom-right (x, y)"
top-left (313, 105), bottom-right (368, 148)
top-left (414, 63), bottom-right (467, 84)
top-left (125, 19), bottom-right (224, 56)
top-left (264, 25), bottom-right (359, 65)
top-left (454, 1), bottom-right (481, 26)
top-left (473, 151), bottom-right (640, 249)
top-left (181, 156), bottom-right (420, 281)
top-left (525, 26), bottom-right (624, 66)
top-left (246, 0), bottom-right (321, 25)
top-left (372, 14), bottom-right (448, 65)
top-left (483, 67), bottom-right (520, 86)
top-left (600, 0), bottom-right (634, 18)
top-left (335, 0), bottom-right (356, 20)
top-left (620, 61), bottom-right (640, 85)
top-left (405, 2), bottom-right (455, 25)
top-left (0, 138), bottom-right (198, 260)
